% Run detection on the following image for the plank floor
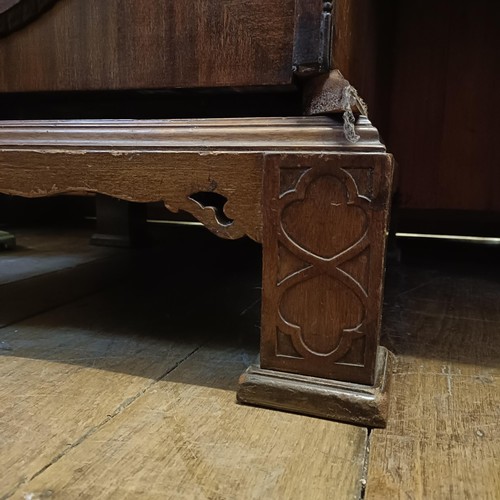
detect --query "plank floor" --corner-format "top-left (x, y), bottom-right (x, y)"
top-left (366, 240), bottom-right (500, 500)
top-left (0, 227), bottom-right (498, 499)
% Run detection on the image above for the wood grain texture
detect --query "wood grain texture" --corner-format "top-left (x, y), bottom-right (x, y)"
top-left (15, 343), bottom-right (368, 500)
top-left (260, 153), bottom-right (394, 384)
top-left (330, 0), bottom-right (500, 216)
top-left (0, 149), bottom-right (264, 241)
top-left (238, 346), bottom-right (393, 427)
top-left (0, 116), bottom-right (395, 425)
top-left (330, 0), bottom-right (394, 130)
top-left (0, 116), bottom-right (385, 243)
top-left (366, 252), bottom-right (500, 499)
top-left (0, 116), bottom-right (384, 151)
top-left (0, 0), bottom-right (297, 91)
top-left (368, 339), bottom-right (500, 499)
top-left (0, 288), bottom-right (203, 498)
top-left (381, 1), bottom-right (500, 212)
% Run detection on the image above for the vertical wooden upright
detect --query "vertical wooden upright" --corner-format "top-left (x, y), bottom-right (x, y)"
top-left (238, 150), bottom-right (394, 427)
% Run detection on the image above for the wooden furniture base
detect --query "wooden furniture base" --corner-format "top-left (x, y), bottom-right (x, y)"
top-left (0, 116), bottom-right (394, 427)
top-left (238, 346), bottom-right (393, 428)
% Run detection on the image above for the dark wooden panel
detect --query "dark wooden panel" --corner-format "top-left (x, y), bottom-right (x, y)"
top-left (260, 153), bottom-right (394, 385)
top-left (331, 0), bottom-right (396, 137)
top-left (333, 0), bottom-right (500, 219)
top-left (0, 0), bottom-right (297, 91)
top-left (383, 1), bottom-right (500, 212)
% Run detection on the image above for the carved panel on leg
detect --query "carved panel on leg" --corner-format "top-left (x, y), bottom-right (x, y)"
top-left (261, 153), bottom-right (394, 385)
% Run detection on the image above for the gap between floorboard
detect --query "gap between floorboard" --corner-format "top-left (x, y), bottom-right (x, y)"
top-left (3, 345), bottom-right (202, 500)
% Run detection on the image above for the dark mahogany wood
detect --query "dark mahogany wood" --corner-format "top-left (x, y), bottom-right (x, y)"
top-left (0, 0), bottom-right (337, 92)
top-left (331, 0), bottom-right (500, 229)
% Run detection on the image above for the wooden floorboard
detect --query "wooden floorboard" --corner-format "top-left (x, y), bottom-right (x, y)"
top-left (1, 230), bottom-right (499, 499)
top-left (0, 227), bottom-right (118, 286)
top-left (0, 286), bottom-right (204, 499)
top-left (0, 228), bottom-right (367, 499)
top-left (366, 241), bottom-right (500, 500)
top-left (17, 343), bottom-right (367, 500)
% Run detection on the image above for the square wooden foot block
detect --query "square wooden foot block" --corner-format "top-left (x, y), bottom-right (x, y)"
top-left (237, 347), bottom-right (394, 428)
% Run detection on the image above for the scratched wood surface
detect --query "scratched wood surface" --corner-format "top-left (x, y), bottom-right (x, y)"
top-left (366, 240), bottom-right (500, 499)
top-left (0, 116), bottom-right (384, 244)
top-left (18, 343), bottom-right (367, 500)
top-left (0, 226), bottom-right (367, 500)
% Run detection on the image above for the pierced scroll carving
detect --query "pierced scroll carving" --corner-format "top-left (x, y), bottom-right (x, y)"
top-left (261, 155), bottom-right (393, 385)
top-left (188, 191), bottom-right (234, 226)
top-left (166, 183), bottom-right (250, 240)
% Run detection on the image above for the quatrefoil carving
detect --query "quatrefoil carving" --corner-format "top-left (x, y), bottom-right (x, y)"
top-left (276, 167), bottom-right (371, 361)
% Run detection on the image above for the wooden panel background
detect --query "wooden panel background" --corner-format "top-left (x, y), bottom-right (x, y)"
top-left (386, 0), bottom-right (500, 213)
top-left (334, 0), bottom-right (500, 219)
top-left (0, 0), bottom-right (296, 91)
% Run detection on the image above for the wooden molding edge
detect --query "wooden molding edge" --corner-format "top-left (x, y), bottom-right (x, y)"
top-left (0, 116), bottom-right (384, 152)
top-left (0, 116), bottom-right (386, 243)
top-left (237, 346), bottom-right (394, 427)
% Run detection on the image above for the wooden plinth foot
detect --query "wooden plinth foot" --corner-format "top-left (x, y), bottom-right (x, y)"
top-left (238, 346), bottom-right (393, 428)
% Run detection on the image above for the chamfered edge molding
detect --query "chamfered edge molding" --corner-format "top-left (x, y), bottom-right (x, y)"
top-left (0, 116), bottom-right (384, 152)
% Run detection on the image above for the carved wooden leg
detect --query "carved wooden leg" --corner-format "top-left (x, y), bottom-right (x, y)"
top-left (238, 152), bottom-right (395, 427)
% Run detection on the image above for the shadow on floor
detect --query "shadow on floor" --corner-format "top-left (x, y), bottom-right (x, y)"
top-left (1, 227), bottom-right (499, 391)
